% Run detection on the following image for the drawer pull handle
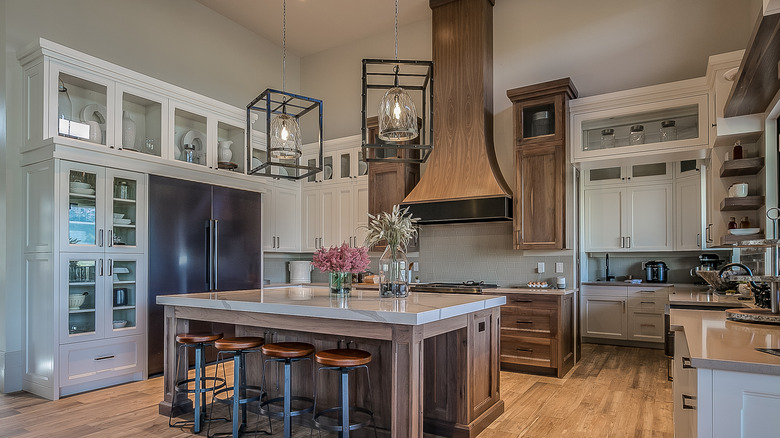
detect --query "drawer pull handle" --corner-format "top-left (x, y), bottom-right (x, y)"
top-left (516, 320), bottom-right (533, 324)
top-left (640, 301), bottom-right (656, 304)
top-left (94, 355), bottom-right (115, 361)
top-left (640, 324), bottom-right (656, 327)
top-left (682, 356), bottom-right (694, 369)
top-left (516, 348), bottom-right (533, 353)
top-left (514, 300), bottom-right (533, 303)
top-left (682, 394), bottom-right (696, 410)
top-left (638, 290), bottom-right (656, 294)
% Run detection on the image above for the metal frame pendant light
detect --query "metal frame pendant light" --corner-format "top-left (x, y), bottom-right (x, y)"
top-left (247, 0), bottom-right (323, 180)
top-left (361, 0), bottom-right (433, 164)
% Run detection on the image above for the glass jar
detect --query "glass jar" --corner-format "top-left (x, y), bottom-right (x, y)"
top-left (740, 216), bottom-right (751, 229)
top-left (328, 271), bottom-right (352, 296)
top-left (379, 245), bottom-right (409, 297)
top-left (118, 181), bottom-right (129, 199)
top-left (58, 79), bottom-right (72, 121)
top-left (600, 128), bottom-right (615, 149)
top-left (728, 217), bottom-right (737, 229)
top-left (629, 125), bottom-right (645, 145)
top-left (659, 120), bottom-right (677, 142)
top-left (531, 111), bottom-right (552, 137)
top-left (184, 144), bottom-right (195, 163)
top-left (733, 141), bottom-right (743, 160)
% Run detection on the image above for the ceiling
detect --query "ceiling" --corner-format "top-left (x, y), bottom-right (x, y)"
top-left (197, 0), bottom-right (432, 57)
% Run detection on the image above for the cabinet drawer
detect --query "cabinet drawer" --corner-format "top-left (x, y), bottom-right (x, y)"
top-left (501, 306), bottom-right (555, 336)
top-left (627, 286), bottom-right (669, 300)
top-left (627, 296), bottom-right (667, 311)
top-left (59, 335), bottom-right (144, 385)
top-left (501, 293), bottom-right (558, 309)
top-left (581, 285), bottom-right (628, 297)
top-left (628, 311), bottom-right (664, 342)
top-left (500, 335), bottom-right (553, 367)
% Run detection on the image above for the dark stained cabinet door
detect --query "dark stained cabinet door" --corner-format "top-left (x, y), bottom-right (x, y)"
top-left (515, 143), bottom-right (564, 249)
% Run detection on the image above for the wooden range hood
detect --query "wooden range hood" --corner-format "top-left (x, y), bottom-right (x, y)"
top-left (401, 0), bottom-right (513, 224)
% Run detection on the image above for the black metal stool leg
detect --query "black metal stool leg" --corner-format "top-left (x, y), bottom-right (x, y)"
top-left (339, 368), bottom-right (349, 438)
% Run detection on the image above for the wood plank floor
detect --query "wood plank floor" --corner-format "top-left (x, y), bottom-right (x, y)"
top-left (0, 344), bottom-right (672, 437)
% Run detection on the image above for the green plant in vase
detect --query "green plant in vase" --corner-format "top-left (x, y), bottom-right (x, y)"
top-left (364, 205), bottom-right (419, 297)
top-left (312, 243), bottom-right (370, 296)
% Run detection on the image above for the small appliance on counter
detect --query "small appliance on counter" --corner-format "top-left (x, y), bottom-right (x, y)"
top-left (644, 260), bottom-right (669, 283)
top-left (690, 253), bottom-right (724, 283)
top-left (289, 261), bottom-right (313, 283)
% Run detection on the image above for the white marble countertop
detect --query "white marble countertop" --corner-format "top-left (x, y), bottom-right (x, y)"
top-left (157, 287), bottom-right (506, 326)
top-left (671, 309), bottom-right (780, 375)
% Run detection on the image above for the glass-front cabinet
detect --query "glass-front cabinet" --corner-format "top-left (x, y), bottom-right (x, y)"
top-left (302, 147), bottom-right (366, 185)
top-left (62, 161), bottom-right (146, 253)
top-left (119, 85), bottom-right (165, 156)
top-left (571, 94), bottom-right (709, 161)
top-left (172, 104), bottom-right (209, 168)
top-left (61, 254), bottom-right (145, 344)
top-left (217, 120), bottom-right (246, 173)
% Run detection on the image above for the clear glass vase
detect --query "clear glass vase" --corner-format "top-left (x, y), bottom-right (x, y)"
top-left (328, 271), bottom-right (352, 296)
top-left (379, 245), bottom-right (409, 297)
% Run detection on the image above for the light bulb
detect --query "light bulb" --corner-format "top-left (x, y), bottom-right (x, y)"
top-left (393, 98), bottom-right (402, 120)
top-left (281, 123), bottom-right (289, 141)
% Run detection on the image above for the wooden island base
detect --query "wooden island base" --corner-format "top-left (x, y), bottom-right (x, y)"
top-left (157, 289), bottom-right (504, 437)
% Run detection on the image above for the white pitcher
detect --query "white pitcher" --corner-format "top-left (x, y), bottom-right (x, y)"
top-left (218, 140), bottom-right (233, 162)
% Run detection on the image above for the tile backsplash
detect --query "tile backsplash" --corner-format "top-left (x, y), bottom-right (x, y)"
top-left (585, 251), bottom-right (733, 283)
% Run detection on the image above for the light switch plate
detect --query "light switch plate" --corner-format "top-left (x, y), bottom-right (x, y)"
top-left (537, 262), bottom-right (545, 273)
top-left (555, 262), bottom-right (564, 273)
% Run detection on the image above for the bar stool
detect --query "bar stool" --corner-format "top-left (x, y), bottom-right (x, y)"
top-left (260, 342), bottom-right (315, 438)
top-left (312, 348), bottom-right (376, 438)
top-left (169, 332), bottom-right (226, 434)
top-left (209, 336), bottom-right (267, 438)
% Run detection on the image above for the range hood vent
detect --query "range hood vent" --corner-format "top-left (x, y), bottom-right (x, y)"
top-left (400, 0), bottom-right (512, 224)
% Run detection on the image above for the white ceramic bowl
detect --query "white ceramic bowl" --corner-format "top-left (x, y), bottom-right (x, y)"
top-left (113, 213), bottom-right (124, 219)
top-left (69, 182), bottom-right (91, 189)
top-left (69, 293), bottom-right (86, 309)
top-left (113, 320), bottom-right (127, 329)
top-left (729, 228), bottom-right (761, 235)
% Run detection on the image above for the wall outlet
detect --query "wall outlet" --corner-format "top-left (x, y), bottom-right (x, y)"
top-left (537, 262), bottom-right (545, 274)
top-left (555, 262), bottom-right (564, 273)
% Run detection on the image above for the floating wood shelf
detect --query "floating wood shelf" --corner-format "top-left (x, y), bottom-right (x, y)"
top-left (720, 195), bottom-right (765, 211)
top-left (720, 157), bottom-right (765, 177)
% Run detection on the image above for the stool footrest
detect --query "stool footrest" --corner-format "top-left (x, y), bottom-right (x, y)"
top-left (259, 395), bottom-right (314, 418)
top-left (175, 376), bottom-right (226, 395)
top-left (313, 406), bottom-right (375, 433)
top-left (212, 385), bottom-right (264, 407)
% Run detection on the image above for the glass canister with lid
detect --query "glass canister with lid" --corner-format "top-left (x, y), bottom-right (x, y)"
top-left (629, 125), bottom-right (645, 145)
top-left (599, 128), bottom-right (615, 149)
top-left (659, 120), bottom-right (677, 142)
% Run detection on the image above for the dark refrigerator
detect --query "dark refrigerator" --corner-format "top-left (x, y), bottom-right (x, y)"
top-left (147, 175), bottom-right (263, 375)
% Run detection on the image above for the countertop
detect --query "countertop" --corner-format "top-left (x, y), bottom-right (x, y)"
top-left (156, 286), bottom-right (506, 326)
top-left (669, 289), bottom-right (755, 308)
top-left (352, 283), bottom-right (575, 295)
top-left (583, 281), bottom-right (709, 289)
top-left (671, 308), bottom-right (780, 375)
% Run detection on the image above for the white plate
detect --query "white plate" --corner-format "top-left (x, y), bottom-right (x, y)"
top-left (729, 228), bottom-right (761, 235)
top-left (113, 267), bottom-right (130, 274)
top-left (181, 130), bottom-right (206, 152)
top-left (324, 164), bottom-right (333, 180)
top-left (71, 187), bottom-right (96, 195)
top-left (358, 161), bottom-right (368, 176)
top-left (114, 218), bottom-right (132, 225)
top-left (79, 103), bottom-right (107, 127)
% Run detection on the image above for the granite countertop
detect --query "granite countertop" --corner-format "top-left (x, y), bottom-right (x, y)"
top-left (671, 308), bottom-right (780, 375)
top-left (156, 287), bottom-right (506, 326)
top-left (669, 289), bottom-right (755, 308)
top-left (582, 281), bottom-right (709, 289)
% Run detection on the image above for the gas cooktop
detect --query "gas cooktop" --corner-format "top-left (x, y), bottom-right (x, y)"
top-left (410, 280), bottom-right (498, 294)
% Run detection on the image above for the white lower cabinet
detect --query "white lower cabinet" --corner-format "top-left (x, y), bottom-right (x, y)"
top-left (59, 334), bottom-right (145, 396)
top-left (582, 285), bottom-right (668, 343)
top-left (263, 181), bottom-right (301, 252)
top-left (673, 329), bottom-right (697, 438)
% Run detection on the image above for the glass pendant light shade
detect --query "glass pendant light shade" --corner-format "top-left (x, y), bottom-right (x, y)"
top-left (378, 86), bottom-right (418, 142)
top-left (269, 113), bottom-right (302, 159)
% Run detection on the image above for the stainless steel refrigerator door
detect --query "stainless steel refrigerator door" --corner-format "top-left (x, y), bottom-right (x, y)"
top-left (212, 186), bottom-right (263, 291)
top-left (148, 175), bottom-right (212, 375)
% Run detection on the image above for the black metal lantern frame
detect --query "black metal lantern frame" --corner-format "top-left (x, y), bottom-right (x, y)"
top-left (361, 59), bottom-right (433, 164)
top-left (246, 88), bottom-right (323, 180)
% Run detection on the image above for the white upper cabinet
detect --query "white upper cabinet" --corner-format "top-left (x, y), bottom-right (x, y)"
top-left (571, 81), bottom-right (709, 163)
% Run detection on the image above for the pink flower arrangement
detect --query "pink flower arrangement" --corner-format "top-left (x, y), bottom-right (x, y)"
top-left (312, 243), bottom-right (370, 274)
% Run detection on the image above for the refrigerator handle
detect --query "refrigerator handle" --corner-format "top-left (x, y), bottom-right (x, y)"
top-left (206, 220), bottom-right (213, 291)
top-left (213, 219), bottom-right (219, 291)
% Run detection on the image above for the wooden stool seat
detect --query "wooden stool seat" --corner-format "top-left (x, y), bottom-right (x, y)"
top-left (315, 349), bottom-right (372, 367)
top-left (261, 342), bottom-right (315, 358)
top-left (214, 336), bottom-right (264, 351)
top-left (176, 332), bottom-right (223, 344)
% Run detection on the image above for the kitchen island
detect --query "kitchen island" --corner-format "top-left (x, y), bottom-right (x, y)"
top-left (157, 287), bottom-right (506, 437)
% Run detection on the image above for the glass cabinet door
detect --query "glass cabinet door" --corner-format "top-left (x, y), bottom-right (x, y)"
top-left (173, 106), bottom-right (209, 167)
top-left (339, 151), bottom-right (353, 180)
top-left (63, 256), bottom-right (104, 343)
top-left (109, 176), bottom-right (138, 248)
top-left (217, 121), bottom-right (245, 173)
top-left (56, 69), bottom-right (110, 145)
top-left (106, 256), bottom-right (144, 337)
top-left (64, 164), bottom-right (105, 251)
top-left (120, 87), bottom-right (164, 156)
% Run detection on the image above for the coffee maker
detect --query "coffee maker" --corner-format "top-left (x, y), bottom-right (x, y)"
top-left (690, 253), bottom-right (723, 283)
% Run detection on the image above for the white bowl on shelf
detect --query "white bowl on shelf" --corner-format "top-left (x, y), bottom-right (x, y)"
top-left (69, 293), bottom-right (86, 309)
top-left (113, 213), bottom-right (124, 219)
top-left (69, 182), bottom-right (91, 189)
top-left (112, 320), bottom-right (127, 329)
top-left (729, 228), bottom-right (761, 235)
top-left (71, 187), bottom-right (96, 195)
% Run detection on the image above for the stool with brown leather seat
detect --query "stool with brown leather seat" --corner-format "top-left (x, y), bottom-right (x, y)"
top-left (208, 336), bottom-right (267, 438)
top-left (169, 332), bottom-right (227, 434)
top-left (259, 342), bottom-right (315, 438)
top-left (312, 348), bottom-right (376, 437)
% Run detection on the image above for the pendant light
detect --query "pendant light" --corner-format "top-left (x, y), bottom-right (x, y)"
top-left (247, 0), bottom-right (323, 181)
top-left (378, 0), bottom-right (418, 141)
top-left (361, 1), bottom-right (433, 164)
top-left (269, 0), bottom-right (302, 159)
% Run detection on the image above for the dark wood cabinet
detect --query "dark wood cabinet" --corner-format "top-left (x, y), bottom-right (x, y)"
top-left (488, 291), bottom-right (574, 378)
top-left (507, 79), bottom-right (577, 250)
top-left (366, 116), bottom-right (421, 251)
